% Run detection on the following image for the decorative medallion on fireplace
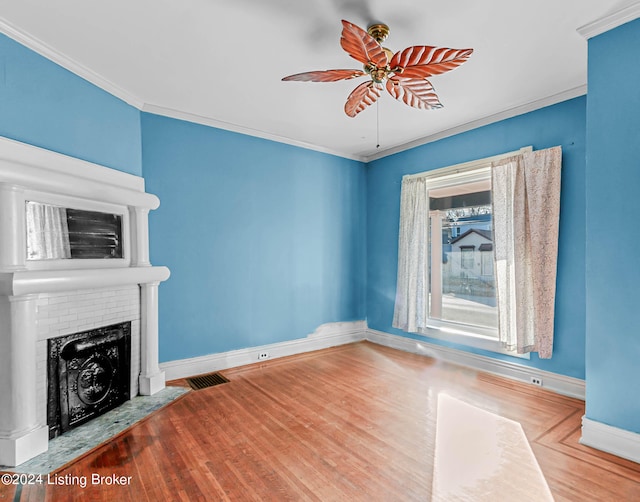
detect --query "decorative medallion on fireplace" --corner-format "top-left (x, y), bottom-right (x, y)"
top-left (47, 322), bottom-right (131, 439)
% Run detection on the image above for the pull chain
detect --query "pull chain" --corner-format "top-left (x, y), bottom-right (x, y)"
top-left (376, 98), bottom-right (380, 149)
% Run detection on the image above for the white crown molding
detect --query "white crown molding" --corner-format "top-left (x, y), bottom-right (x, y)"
top-left (141, 103), bottom-right (367, 163)
top-left (577, 2), bottom-right (640, 39)
top-left (0, 16), bottom-right (364, 164)
top-left (364, 85), bottom-right (587, 162)
top-left (0, 15), bottom-right (587, 165)
top-left (0, 16), bottom-right (145, 109)
top-left (365, 329), bottom-right (586, 400)
top-left (580, 416), bottom-right (640, 464)
top-left (159, 321), bottom-right (367, 380)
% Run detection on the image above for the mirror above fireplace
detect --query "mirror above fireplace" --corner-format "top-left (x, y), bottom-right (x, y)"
top-left (26, 201), bottom-right (124, 261)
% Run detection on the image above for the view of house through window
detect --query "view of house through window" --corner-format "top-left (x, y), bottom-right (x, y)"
top-left (428, 180), bottom-right (498, 334)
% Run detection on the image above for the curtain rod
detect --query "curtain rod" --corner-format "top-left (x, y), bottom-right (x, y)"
top-left (403, 146), bottom-right (533, 181)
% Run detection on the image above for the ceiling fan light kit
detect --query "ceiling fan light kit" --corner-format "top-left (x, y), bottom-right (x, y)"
top-left (283, 20), bottom-right (473, 117)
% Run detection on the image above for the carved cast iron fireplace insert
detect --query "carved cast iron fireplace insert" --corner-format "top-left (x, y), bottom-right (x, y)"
top-left (47, 322), bottom-right (131, 439)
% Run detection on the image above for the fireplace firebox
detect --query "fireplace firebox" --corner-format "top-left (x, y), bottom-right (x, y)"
top-left (47, 322), bottom-right (131, 439)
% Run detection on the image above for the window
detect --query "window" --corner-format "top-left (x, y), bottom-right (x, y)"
top-left (394, 146), bottom-right (539, 358)
top-left (427, 172), bottom-right (498, 337)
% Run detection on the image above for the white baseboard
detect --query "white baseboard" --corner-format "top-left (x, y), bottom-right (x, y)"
top-left (159, 321), bottom-right (367, 380)
top-left (160, 323), bottom-right (585, 401)
top-left (580, 417), bottom-right (640, 464)
top-left (365, 328), bottom-right (585, 400)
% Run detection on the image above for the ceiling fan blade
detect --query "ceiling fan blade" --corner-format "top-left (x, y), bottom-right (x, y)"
top-left (390, 46), bottom-right (473, 79)
top-left (386, 77), bottom-right (443, 110)
top-left (345, 81), bottom-right (382, 117)
top-left (340, 20), bottom-right (388, 68)
top-left (282, 69), bottom-right (366, 82)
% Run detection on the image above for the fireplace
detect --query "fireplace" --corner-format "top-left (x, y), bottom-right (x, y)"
top-left (48, 322), bottom-right (132, 439)
top-left (0, 137), bottom-right (170, 467)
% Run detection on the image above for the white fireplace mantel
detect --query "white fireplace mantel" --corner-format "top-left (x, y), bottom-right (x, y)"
top-left (0, 267), bottom-right (169, 296)
top-left (0, 137), bottom-right (170, 467)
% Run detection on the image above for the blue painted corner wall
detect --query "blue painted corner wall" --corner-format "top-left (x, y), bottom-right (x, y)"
top-left (585, 18), bottom-right (640, 434)
top-left (366, 97), bottom-right (587, 379)
top-left (0, 33), bottom-right (141, 175)
top-left (141, 113), bottom-right (367, 362)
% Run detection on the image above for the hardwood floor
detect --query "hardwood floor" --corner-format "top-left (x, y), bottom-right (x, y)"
top-left (2, 342), bottom-right (639, 501)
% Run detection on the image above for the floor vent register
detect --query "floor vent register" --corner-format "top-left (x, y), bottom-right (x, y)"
top-left (186, 372), bottom-right (230, 390)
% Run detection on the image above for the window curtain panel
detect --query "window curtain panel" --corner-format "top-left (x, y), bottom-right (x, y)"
top-left (393, 176), bottom-right (429, 332)
top-left (491, 146), bottom-right (562, 358)
top-left (26, 202), bottom-right (71, 260)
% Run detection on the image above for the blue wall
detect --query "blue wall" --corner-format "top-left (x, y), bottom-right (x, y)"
top-left (0, 28), bottom-right (595, 385)
top-left (585, 19), bottom-right (640, 433)
top-left (141, 113), bottom-right (367, 362)
top-left (0, 34), bottom-right (141, 175)
top-left (366, 97), bottom-right (587, 379)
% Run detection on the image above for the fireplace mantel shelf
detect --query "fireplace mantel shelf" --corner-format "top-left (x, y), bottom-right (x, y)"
top-left (0, 266), bottom-right (170, 297)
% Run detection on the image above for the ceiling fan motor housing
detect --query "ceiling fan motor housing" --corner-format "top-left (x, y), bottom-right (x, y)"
top-left (367, 23), bottom-right (390, 43)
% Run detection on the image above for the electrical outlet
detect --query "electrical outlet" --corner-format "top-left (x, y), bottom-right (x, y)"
top-left (258, 352), bottom-right (270, 360)
top-left (530, 376), bottom-right (543, 387)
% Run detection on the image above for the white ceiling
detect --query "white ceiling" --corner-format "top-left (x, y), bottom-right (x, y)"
top-left (0, 0), bottom-right (634, 161)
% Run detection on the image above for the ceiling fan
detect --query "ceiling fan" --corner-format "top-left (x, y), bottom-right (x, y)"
top-left (283, 20), bottom-right (473, 117)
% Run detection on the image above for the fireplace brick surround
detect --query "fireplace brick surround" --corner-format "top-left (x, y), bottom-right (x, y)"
top-left (37, 286), bottom-right (141, 430)
top-left (0, 137), bottom-right (170, 466)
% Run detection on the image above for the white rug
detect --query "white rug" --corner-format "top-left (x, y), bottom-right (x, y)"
top-left (432, 393), bottom-right (554, 501)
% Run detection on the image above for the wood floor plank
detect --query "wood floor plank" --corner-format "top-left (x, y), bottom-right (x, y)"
top-left (2, 341), bottom-right (639, 501)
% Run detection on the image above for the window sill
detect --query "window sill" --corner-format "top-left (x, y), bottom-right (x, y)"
top-left (417, 323), bottom-right (530, 359)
